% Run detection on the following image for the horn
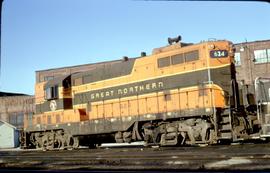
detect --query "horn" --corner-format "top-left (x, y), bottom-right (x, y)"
top-left (141, 52), bottom-right (146, 57)
top-left (168, 35), bottom-right (182, 45)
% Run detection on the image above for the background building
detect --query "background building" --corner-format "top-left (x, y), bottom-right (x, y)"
top-left (0, 92), bottom-right (34, 129)
top-left (234, 39), bottom-right (270, 85)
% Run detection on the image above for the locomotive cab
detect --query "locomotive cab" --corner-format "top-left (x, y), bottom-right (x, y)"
top-left (44, 75), bottom-right (73, 112)
top-left (29, 74), bottom-right (75, 129)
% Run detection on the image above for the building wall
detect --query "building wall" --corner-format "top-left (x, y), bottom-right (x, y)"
top-left (0, 95), bottom-right (35, 129)
top-left (234, 40), bottom-right (270, 85)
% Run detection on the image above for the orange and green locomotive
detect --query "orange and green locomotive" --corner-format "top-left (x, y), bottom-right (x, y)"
top-left (21, 37), bottom-right (270, 150)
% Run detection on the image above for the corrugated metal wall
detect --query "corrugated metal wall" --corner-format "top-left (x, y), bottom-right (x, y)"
top-left (0, 96), bottom-right (35, 129)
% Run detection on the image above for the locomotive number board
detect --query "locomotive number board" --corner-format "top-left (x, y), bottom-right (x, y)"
top-left (210, 50), bottom-right (228, 58)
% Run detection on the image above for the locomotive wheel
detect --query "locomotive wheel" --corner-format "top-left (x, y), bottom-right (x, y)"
top-left (54, 136), bottom-right (64, 149)
top-left (54, 131), bottom-right (65, 149)
top-left (33, 133), bottom-right (43, 149)
top-left (35, 141), bottom-right (42, 149)
top-left (123, 132), bottom-right (132, 143)
top-left (115, 132), bottom-right (124, 143)
top-left (67, 136), bottom-right (79, 150)
top-left (42, 133), bottom-right (54, 150)
top-left (72, 137), bottom-right (79, 149)
top-left (42, 139), bottom-right (48, 150)
top-left (115, 138), bottom-right (124, 143)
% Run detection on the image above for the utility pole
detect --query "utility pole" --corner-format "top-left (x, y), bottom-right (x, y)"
top-left (0, 0), bottom-right (3, 83)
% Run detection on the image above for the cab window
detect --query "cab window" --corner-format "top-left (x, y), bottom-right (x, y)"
top-left (45, 85), bottom-right (58, 100)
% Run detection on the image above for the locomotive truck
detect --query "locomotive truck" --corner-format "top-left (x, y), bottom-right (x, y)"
top-left (21, 37), bottom-right (270, 150)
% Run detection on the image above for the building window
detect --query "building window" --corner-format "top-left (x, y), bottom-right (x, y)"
top-left (234, 52), bottom-right (241, 66)
top-left (45, 87), bottom-right (52, 99)
top-left (27, 112), bottom-right (33, 127)
top-left (9, 113), bottom-right (17, 125)
top-left (17, 113), bottom-right (24, 126)
top-left (254, 49), bottom-right (270, 64)
top-left (8, 112), bottom-right (24, 128)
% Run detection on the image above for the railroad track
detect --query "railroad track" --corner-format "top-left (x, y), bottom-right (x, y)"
top-left (1, 143), bottom-right (270, 171)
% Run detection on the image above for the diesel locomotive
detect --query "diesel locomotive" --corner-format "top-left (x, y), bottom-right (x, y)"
top-left (21, 36), bottom-right (270, 150)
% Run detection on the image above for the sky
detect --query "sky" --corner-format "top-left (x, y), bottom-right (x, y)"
top-left (1, 0), bottom-right (270, 95)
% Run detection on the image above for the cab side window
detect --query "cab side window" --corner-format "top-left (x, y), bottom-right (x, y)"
top-left (45, 85), bottom-right (58, 100)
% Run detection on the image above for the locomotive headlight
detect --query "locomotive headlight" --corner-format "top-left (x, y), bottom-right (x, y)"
top-left (209, 44), bottom-right (215, 49)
